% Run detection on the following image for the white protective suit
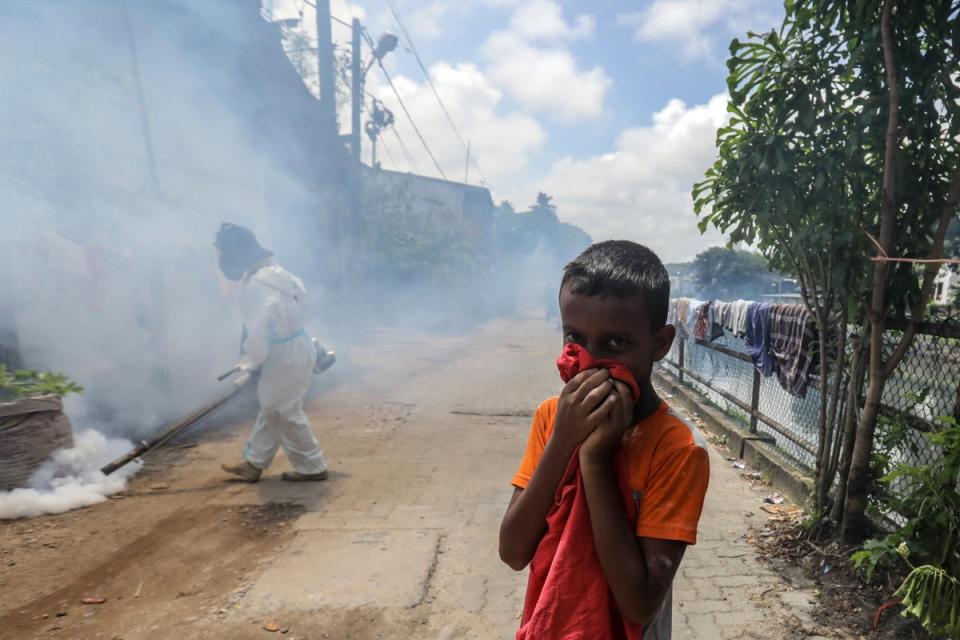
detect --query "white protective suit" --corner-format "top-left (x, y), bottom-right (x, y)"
top-left (237, 261), bottom-right (327, 475)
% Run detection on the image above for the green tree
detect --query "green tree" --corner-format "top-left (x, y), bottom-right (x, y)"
top-left (691, 247), bottom-right (779, 300)
top-left (946, 217), bottom-right (960, 261)
top-left (694, 0), bottom-right (960, 540)
top-left (494, 193), bottom-right (591, 268)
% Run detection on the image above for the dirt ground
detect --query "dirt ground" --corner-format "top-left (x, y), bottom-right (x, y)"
top-left (746, 515), bottom-right (929, 639)
top-left (0, 313), bottom-right (866, 640)
top-left (0, 317), bottom-right (551, 640)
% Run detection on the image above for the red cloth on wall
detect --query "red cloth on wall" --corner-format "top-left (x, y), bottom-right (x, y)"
top-left (516, 447), bottom-right (643, 640)
top-left (556, 343), bottom-right (641, 401)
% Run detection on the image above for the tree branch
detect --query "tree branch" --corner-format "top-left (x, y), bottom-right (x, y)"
top-left (882, 164), bottom-right (960, 379)
top-left (867, 0), bottom-right (899, 378)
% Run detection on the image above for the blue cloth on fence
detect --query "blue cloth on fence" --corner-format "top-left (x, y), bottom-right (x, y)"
top-left (745, 302), bottom-right (774, 376)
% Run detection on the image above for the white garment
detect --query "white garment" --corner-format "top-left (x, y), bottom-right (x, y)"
top-left (731, 299), bottom-right (750, 337)
top-left (239, 261), bottom-right (327, 474)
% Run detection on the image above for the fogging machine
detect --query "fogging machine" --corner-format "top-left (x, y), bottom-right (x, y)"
top-left (100, 348), bottom-right (337, 476)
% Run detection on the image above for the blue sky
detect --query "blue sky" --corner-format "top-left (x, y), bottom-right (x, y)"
top-left (267, 0), bottom-right (786, 262)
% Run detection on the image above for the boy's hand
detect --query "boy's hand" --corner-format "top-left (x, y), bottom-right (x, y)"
top-left (580, 379), bottom-right (635, 463)
top-left (552, 368), bottom-right (616, 452)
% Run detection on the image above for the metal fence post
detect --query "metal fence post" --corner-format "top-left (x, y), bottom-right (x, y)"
top-left (750, 367), bottom-right (761, 434)
top-left (678, 339), bottom-right (685, 384)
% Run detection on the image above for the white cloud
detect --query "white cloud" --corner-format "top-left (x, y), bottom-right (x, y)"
top-left (618, 0), bottom-right (777, 61)
top-left (480, 1), bottom-right (609, 122)
top-left (367, 62), bottom-right (546, 187)
top-left (508, 0), bottom-right (595, 41)
top-left (407, 0), bottom-right (452, 40)
top-left (515, 94), bottom-right (731, 262)
top-left (482, 32), bottom-right (610, 122)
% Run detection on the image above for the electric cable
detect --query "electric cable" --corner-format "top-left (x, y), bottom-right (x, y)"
top-left (383, 0), bottom-right (491, 188)
top-left (373, 61), bottom-right (448, 180)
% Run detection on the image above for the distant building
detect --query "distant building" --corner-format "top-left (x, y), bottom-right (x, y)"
top-left (934, 265), bottom-right (960, 307)
top-left (364, 169), bottom-right (493, 231)
top-left (761, 277), bottom-right (802, 304)
top-left (361, 167), bottom-right (496, 271)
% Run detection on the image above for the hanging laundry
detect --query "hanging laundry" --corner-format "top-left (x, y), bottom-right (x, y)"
top-left (745, 302), bottom-right (774, 376)
top-left (706, 301), bottom-right (724, 341)
top-left (685, 299), bottom-right (705, 342)
top-left (769, 304), bottom-right (818, 398)
top-left (676, 298), bottom-right (691, 338)
top-left (713, 301), bottom-right (731, 332)
top-left (693, 301), bottom-right (723, 342)
top-left (692, 301), bottom-right (710, 340)
top-left (731, 299), bottom-right (750, 337)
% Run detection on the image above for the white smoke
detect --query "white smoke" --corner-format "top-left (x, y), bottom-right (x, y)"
top-left (0, 1), bottom-right (343, 440)
top-left (0, 430), bottom-right (141, 520)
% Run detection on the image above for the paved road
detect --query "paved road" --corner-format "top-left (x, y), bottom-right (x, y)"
top-left (1, 313), bottom-right (835, 639)
top-left (215, 313), bottom-right (829, 639)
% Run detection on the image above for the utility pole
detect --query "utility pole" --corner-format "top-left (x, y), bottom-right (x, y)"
top-left (351, 18), bottom-right (363, 163)
top-left (464, 140), bottom-right (471, 184)
top-left (315, 0), bottom-right (338, 137)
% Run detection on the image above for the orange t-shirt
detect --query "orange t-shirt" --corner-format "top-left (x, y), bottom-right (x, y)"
top-left (512, 397), bottom-right (710, 544)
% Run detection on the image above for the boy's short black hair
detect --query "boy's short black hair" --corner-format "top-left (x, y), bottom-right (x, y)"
top-left (561, 240), bottom-right (671, 328)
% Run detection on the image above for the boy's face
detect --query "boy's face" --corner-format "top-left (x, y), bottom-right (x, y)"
top-left (559, 283), bottom-right (675, 390)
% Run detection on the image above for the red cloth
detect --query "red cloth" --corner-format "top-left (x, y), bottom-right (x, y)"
top-left (517, 447), bottom-right (642, 640)
top-left (556, 343), bottom-right (641, 401)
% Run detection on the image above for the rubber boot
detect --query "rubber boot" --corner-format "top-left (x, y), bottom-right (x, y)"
top-left (221, 460), bottom-right (262, 483)
top-left (281, 470), bottom-right (328, 482)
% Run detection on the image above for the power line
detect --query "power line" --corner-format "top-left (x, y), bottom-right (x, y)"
top-left (373, 60), bottom-right (448, 180)
top-left (389, 125), bottom-right (421, 174)
top-left (289, 2), bottom-right (446, 180)
top-left (384, 0), bottom-right (492, 190)
top-left (330, 14), bottom-right (352, 28)
top-left (356, 27), bottom-right (447, 179)
top-left (377, 132), bottom-right (400, 170)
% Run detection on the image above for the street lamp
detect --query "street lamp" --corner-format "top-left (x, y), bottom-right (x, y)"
top-left (351, 25), bottom-right (397, 164)
top-left (367, 32), bottom-right (398, 74)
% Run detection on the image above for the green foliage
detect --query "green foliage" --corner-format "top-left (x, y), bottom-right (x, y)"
top-left (0, 365), bottom-right (83, 401)
top-left (946, 218), bottom-right (960, 260)
top-left (854, 414), bottom-right (960, 635)
top-left (493, 193), bottom-right (591, 278)
top-left (494, 194), bottom-right (591, 268)
top-left (694, 0), bottom-right (960, 316)
top-left (852, 537), bottom-right (903, 582)
top-left (855, 413), bottom-right (960, 570)
top-left (691, 246), bottom-right (780, 300)
top-left (694, 0), bottom-right (960, 528)
top-left (896, 563), bottom-right (960, 638)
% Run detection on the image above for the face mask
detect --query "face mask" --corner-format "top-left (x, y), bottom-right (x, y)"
top-left (218, 252), bottom-right (247, 281)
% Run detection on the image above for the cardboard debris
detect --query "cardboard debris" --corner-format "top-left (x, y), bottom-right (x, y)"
top-left (759, 503), bottom-right (802, 522)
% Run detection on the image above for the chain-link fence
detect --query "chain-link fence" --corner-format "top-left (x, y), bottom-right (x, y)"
top-left (658, 307), bottom-right (960, 473)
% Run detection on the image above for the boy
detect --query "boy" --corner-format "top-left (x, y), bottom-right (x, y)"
top-left (499, 240), bottom-right (710, 639)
